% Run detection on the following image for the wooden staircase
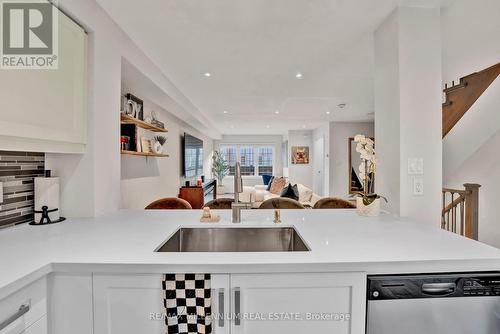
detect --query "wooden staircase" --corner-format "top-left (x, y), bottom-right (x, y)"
top-left (442, 184), bottom-right (480, 240)
top-left (442, 62), bottom-right (500, 137)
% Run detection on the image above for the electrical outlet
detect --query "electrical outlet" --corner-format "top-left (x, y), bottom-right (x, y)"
top-left (413, 177), bottom-right (424, 196)
top-left (408, 158), bottom-right (424, 175)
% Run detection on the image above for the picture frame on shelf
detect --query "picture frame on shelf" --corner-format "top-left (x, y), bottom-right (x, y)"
top-left (140, 137), bottom-right (152, 153)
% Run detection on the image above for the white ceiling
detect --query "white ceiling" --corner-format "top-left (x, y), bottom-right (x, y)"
top-left (96, 0), bottom-right (450, 137)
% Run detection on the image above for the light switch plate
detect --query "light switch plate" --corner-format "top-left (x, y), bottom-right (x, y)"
top-left (413, 177), bottom-right (424, 196)
top-left (408, 158), bottom-right (424, 175)
top-left (0, 182), bottom-right (3, 204)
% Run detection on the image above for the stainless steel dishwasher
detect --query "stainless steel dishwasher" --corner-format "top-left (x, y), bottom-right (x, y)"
top-left (366, 272), bottom-right (500, 334)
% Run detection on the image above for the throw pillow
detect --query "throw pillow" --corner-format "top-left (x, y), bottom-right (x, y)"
top-left (269, 177), bottom-right (287, 195)
top-left (297, 183), bottom-right (313, 203)
top-left (266, 176), bottom-right (275, 191)
top-left (280, 184), bottom-right (299, 201)
top-left (262, 174), bottom-right (273, 186)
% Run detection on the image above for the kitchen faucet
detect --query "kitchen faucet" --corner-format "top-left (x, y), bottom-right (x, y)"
top-left (231, 162), bottom-right (251, 223)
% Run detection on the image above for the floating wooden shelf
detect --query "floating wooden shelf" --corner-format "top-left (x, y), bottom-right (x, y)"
top-left (120, 113), bottom-right (168, 132)
top-left (121, 150), bottom-right (169, 158)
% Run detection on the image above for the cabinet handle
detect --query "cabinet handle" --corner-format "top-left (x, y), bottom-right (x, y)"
top-left (234, 287), bottom-right (241, 326)
top-left (0, 303), bottom-right (30, 331)
top-left (422, 282), bottom-right (456, 295)
top-left (218, 288), bottom-right (225, 328)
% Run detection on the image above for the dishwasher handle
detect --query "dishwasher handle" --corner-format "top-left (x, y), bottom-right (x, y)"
top-left (421, 282), bottom-right (456, 295)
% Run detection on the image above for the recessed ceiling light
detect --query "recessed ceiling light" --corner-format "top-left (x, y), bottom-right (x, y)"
top-left (230, 125), bottom-right (234, 129)
top-left (275, 110), bottom-right (280, 114)
top-left (295, 72), bottom-right (303, 79)
top-left (203, 72), bottom-right (212, 77)
top-left (326, 111), bottom-right (331, 115)
top-left (337, 103), bottom-right (346, 109)
top-left (223, 110), bottom-right (228, 114)
top-left (266, 125), bottom-right (270, 129)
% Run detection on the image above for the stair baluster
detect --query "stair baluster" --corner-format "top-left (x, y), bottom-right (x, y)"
top-left (441, 184), bottom-right (480, 240)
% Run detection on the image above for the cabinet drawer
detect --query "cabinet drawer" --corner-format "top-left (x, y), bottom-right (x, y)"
top-left (22, 316), bottom-right (47, 334)
top-left (0, 278), bottom-right (47, 334)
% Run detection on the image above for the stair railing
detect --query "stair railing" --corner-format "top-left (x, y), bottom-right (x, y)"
top-left (441, 183), bottom-right (481, 240)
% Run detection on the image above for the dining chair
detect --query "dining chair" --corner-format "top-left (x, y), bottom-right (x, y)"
top-left (145, 197), bottom-right (192, 210)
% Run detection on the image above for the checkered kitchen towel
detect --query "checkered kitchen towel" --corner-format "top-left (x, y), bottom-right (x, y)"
top-left (163, 274), bottom-right (212, 334)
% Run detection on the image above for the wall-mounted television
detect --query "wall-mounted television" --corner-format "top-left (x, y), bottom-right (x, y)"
top-left (183, 133), bottom-right (204, 178)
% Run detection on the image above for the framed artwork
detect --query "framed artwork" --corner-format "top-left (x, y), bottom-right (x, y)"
top-left (140, 137), bottom-right (152, 153)
top-left (291, 146), bottom-right (309, 164)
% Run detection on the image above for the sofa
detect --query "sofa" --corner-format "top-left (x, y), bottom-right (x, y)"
top-left (241, 183), bottom-right (322, 208)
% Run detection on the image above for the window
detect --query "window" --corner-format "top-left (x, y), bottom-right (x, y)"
top-left (257, 147), bottom-right (273, 175)
top-left (220, 146), bottom-right (237, 175)
top-left (220, 144), bottom-right (274, 176)
top-left (239, 147), bottom-right (255, 176)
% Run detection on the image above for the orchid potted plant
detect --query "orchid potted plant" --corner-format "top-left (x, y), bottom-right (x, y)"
top-left (352, 134), bottom-right (386, 216)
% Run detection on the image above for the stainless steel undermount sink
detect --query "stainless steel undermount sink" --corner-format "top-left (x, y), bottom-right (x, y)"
top-left (156, 227), bottom-right (310, 252)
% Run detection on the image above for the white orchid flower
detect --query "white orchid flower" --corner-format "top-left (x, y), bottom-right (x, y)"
top-left (361, 153), bottom-right (372, 161)
top-left (358, 148), bottom-right (369, 157)
top-left (354, 134), bottom-right (366, 142)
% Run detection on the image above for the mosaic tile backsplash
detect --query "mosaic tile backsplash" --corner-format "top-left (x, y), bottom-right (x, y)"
top-left (0, 151), bottom-right (45, 228)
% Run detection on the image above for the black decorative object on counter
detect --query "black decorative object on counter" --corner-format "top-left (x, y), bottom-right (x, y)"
top-left (29, 206), bottom-right (66, 226)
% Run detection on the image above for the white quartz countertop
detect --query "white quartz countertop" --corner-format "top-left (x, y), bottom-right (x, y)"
top-left (1, 209), bottom-right (500, 299)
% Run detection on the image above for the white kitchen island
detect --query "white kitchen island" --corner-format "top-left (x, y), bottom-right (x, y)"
top-left (1, 209), bottom-right (500, 334)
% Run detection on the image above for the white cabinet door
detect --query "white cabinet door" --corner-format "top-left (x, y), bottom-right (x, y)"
top-left (210, 274), bottom-right (231, 334)
top-left (0, 9), bottom-right (87, 154)
top-left (93, 274), bottom-right (230, 334)
top-left (230, 273), bottom-right (366, 334)
top-left (47, 273), bottom-right (93, 334)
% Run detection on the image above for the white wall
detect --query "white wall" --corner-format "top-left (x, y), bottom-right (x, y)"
top-left (441, 0), bottom-right (500, 247)
top-left (375, 7), bottom-right (442, 224)
top-left (312, 124), bottom-right (330, 196)
top-left (45, 0), bottom-right (214, 217)
top-left (120, 99), bottom-right (213, 209)
top-left (374, 11), bottom-right (401, 216)
top-left (288, 130), bottom-right (313, 189)
top-left (213, 135), bottom-right (283, 193)
top-left (329, 122), bottom-right (374, 198)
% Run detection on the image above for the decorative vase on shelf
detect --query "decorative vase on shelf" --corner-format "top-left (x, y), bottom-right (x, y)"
top-left (356, 197), bottom-right (381, 217)
top-left (152, 141), bottom-right (163, 154)
top-left (152, 136), bottom-right (167, 154)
